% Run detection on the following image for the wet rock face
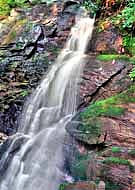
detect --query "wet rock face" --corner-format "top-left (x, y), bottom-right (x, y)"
top-left (102, 165), bottom-right (132, 190)
top-left (74, 97), bottom-right (135, 147)
top-left (0, 1), bottom-right (77, 135)
top-left (79, 57), bottom-right (132, 108)
top-left (90, 26), bottom-right (123, 54)
top-left (64, 181), bottom-right (97, 190)
top-left (66, 53), bottom-right (134, 189)
top-left (0, 133), bottom-right (28, 177)
top-left (100, 105), bottom-right (135, 148)
top-left (68, 87), bottom-right (135, 189)
top-left (0, 103), bottom-right (23, 135)
top-left (61, 181), bottom-right (105, 190)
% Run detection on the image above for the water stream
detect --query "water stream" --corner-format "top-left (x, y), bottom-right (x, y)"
top-left (0, 15), bottom-right (94, 190)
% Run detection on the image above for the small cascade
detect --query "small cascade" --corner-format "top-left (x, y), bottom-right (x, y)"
top-left (0, 14), bottom-right (95, 190)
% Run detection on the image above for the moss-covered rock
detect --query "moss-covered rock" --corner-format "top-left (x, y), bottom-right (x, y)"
top-left (59, 181), bottom-right (97, 190)
top-left (103, 157), bottom-right (131, 166)
top-left (96, 54), bottom-right (130, 62)
top-left (69, 85), bottom-right (135, 145)
top-left (105, 180), bottom-right (122, 190)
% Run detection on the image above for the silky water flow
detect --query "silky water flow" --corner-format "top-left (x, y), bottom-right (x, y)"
top-left (0, 15), bottom-right (95, 190)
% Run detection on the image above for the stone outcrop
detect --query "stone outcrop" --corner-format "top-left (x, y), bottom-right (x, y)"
top-left (0, 1), bottom-right (135, 190)
top-left (62, 181), bottom-right (105, 190)
top-left (90, 25), bottom-right (123, 54)
top-left (79, 56), bottom-right (132, 108)
top-left (0, 1), bottom-right (76, 135)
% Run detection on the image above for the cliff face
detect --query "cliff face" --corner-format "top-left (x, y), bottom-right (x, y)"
top-left (0, 0), bottom-right (135, 189)
top-left (0, 1), bottom-right (75, 135)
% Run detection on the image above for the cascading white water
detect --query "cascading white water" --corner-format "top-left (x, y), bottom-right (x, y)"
top-left (0, 15), bottom-right (94, 190)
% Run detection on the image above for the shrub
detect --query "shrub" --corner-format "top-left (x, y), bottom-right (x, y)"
top-left (0, 0), bottom-right (11, 15)
top-left (111, 0), bottom-right (135, 31)
top-left (129, 56), bottom-right (135, 80)
top-left (0, 0), bottom-right (28, 16)
top-left (129, 67), bottom-right (135, 81)
top-left (82, 0), bottom-right (101, 15)
top-left (123, 36), bottom-right (135, 55)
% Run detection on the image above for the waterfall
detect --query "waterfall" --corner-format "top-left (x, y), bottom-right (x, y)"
top-left (0, 15), bottom-right (94, 190)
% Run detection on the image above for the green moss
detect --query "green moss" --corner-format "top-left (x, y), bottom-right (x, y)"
top-left (20, 90), bottom-right (28, 97)
top-left (80, 86), bottom-right (135, 139)
top-left (129, 67), bottom-right (135, 81)
top-left (105, 180), bottom-right (121, 190)
top-left (81, 99), bottom-right (124, 120)
top-left (59, 183), bottom-right (68, 190)
top-left (130, 56), bottom-right (135, 64)
top-left (49, 46), bottom-right (60, 55)
top-left (2, 19), bottom-right (27, 45)
top-left (81, 85), bottom-right (135, 121)
top-left (111, 147), bottom-right (122, 153)
top-left (128, 149), bottom-right (135, 157)
top-left (96, 54), bottom-right (130, 62)
top-left (70, 153), bottom-right (90, 181)
top-left (103, 157), bottom-right (130, 166)
top-left (79, 119), bottom-right (102, 139)
top-left (10, 30), bottom-right (17, 39)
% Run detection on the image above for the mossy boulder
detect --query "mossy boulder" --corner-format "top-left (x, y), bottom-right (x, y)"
top-left (59, 181), bottom-right (97, 190)
top-left (70, 85), bottom-right (135, 145)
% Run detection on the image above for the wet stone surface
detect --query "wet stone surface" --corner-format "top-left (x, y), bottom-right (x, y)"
top-left (0, 1), bottom-right (77, 134)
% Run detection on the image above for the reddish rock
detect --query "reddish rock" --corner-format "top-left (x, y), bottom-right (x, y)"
top-left (97, 181), bottom-right (105, 190)
top-left (65, 181), bottom-right (97, 190)
top-left (102, 165), bottom-right (132, 190)
top-left (91, 27), bottom-right (124, 54)
top-left (79, 56), bottom-right (132, 107)
top-left (100, 103), bottom-right (135, 148)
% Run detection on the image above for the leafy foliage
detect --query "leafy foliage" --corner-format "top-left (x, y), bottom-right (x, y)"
top-left (0, 0), bottom-right (28, 15)
top-left (0, 0), bottom-right (11, 15)
top-left (123, 36), bottom-right (135, 55)
top-left (129, 55), bottom-right (135, 80)
top-left (111, 0), bottom-right (135, 31)
top-left (7, 0), bottom-right (27, 7)
top-left (82, 0), bottom-right (101, 15)
top-left (129, 68), bottom-right (135, 80)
